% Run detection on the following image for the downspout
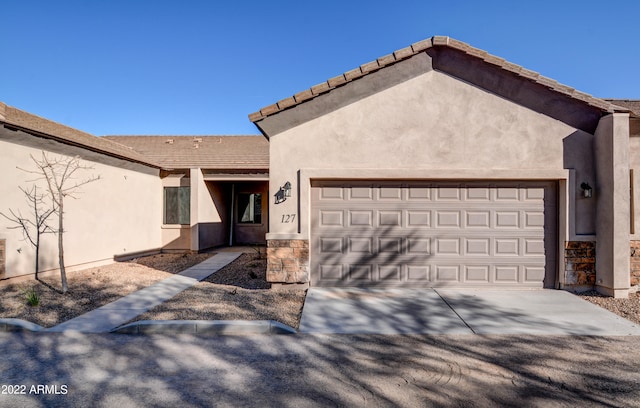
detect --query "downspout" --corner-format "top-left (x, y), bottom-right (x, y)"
top-left (229, 183), bottom-right (235, 246)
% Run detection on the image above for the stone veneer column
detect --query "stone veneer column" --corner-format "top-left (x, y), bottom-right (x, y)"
top-left (0, 239), bottom-right (5, 278)
top-left (564, 241), bottom-right (596, 287)
top-left (266, 239), bottom-right (309, 284)
top-left (630, 241), bottom-right (640, 286)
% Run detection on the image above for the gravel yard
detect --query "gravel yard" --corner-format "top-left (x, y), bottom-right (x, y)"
top-left (0, 251), bottom-right (306, 329)
top-left (0, 252), bottom-right (214, 328)
top-left (578, 290), bottom-right (640, 325)
top-left (0, 250), bottom-right (638, 331)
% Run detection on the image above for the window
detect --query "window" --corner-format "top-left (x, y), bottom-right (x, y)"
top-left (238, 193), bottom-right (262, 224)
top-left (164, 187), bottom-right (190, 224)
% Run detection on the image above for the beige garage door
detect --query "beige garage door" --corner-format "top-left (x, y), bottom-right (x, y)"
top-left (310, 181), bottom-right (557, 288)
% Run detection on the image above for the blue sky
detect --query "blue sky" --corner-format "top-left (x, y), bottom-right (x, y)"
top-left (1, 1), bottom-right (638, 136)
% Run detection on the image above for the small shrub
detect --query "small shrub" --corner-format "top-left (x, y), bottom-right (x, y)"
top-left (24, 288), bottom-right (40, 307)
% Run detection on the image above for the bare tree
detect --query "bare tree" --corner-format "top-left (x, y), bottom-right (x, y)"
top-left (0, 185), bottom-right (55, 280)
top-left (19, 152), bottom-right (100, 293)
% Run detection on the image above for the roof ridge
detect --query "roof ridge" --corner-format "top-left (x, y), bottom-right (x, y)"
top-left (248, 35), bottom-right (619, 122)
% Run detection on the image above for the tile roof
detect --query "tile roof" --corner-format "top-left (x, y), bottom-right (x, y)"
top-left (605, 99), bottom-right (640, 116)
top-left (249, 36), bottom-right (627, 123)
top-left (0, 102), bottom-right (161, 168)
top-left (102, 135), bottom-right (269, 170)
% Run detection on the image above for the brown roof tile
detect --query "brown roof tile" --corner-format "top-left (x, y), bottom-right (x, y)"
top-left (102, 135), bottom-right (269, 170)
top-left (605, 99), bottom-right (640, 115)
top-left (0, 102), bottom-right (160, 168)
top-left (248, 36), bottom-right (621, 122)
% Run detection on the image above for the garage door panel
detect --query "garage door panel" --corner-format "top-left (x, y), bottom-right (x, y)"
top-left (436, 211), bottom-right (461, 228)
top-left (379, 211), bottom-right (402, 226)
top-left (319, 264), bottom-right (344, 280)
top-left (349, 186), bottom-right (373, 199)
top-left (311, 181), bottom-right (557, 288)
top-left (406, 265), bottom-right (431, 281)
top-left (436, 265), bottom-right (460, 281)
top-left (379, 186), bottom-right (403, 199)
top-left (496, 187), bottom-right (520, 200)
top-left (348, 237), bottom-right (374, 254)
top-left (466, 211), bottom-right (491, 228)
top-left (495, 265), bottom-right (519, 283)
top-left (407, 187), bottom-right (431, 200)
top-left (495, 211), bottom-right (520, 228)
top-left (465, 187), bottom-right (491, 200)
top-left (465, 265), bottom-right (490, 282)
top-left (407, 211), bottom-right (431, 227)
top-left (349, 211), bottom-right (374, 226)
top-left (379, 265), bottom-right (402, 281)
top-left (435, 238), bottom-right (460, 255)
top-left (319, 187), bottom-right (344, 200)
top-left (407, 238), bottom-right (431, 254)
top-left (319, 237), bottom-right (343, 254)
top-left (436, 188), bottom-right (461, 200)
top-left (465, 238), bottom-right (490, 255)
top-left (378, 237), bottom-right (403, 254)
top-left (525, 212), bottom-right (545, 228)
top-left (319, 210), bottom-right (344, 227)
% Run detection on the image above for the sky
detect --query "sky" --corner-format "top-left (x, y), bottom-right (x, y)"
top-left (1, 1), bottom-right (638, 136)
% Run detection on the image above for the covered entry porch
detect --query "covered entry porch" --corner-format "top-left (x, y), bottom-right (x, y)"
top-left (162, 169), bottom-right (268, 251)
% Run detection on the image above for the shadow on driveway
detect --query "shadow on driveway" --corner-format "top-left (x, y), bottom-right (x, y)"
top-left (299, 288), bottom-right (640, 335)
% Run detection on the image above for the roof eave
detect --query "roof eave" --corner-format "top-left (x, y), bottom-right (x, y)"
top-left (1, 120), bottom-right (162, 169)
top-left (248, 35), bottom-right (620, 123)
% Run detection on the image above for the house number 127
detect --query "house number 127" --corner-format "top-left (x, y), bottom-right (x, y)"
top-left (281, 214), bottom-right (296, 223)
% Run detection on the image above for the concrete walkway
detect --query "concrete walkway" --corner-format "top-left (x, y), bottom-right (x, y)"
top-left (299, 287), bottom-right (640, 336)
top-left (45, 252), bottom-right (242, 333)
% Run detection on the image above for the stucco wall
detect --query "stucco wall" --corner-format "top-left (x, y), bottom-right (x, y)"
top-left (198, 180), bottom-right (229, 249)
top-left (629, 133), bottom-right (640, 238)
top-left (594, 114), bottom-right (630, 296)
top-left (267, 68), bottom-right (594, 241)
top-left (0, 129), bottom-right (162, 279)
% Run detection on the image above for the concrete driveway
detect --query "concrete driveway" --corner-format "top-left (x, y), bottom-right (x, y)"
top-left (299, 288), bottom-right (640, 335)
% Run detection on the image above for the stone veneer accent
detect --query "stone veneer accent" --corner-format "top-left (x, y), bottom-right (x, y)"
top-left (0, 239), bottom-right (5, 278)
top-left (630, 241), bottom-right (640, 286)
top-left (564, 241), bottom-right (596, 285)
top-left (266, 239), bottom-right (309, 283)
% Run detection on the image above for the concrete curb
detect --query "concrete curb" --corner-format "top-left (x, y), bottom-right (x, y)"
top-left (0, 318), bottom-right (44, 332)
top-left (112, 320), bottom-right (297, 335)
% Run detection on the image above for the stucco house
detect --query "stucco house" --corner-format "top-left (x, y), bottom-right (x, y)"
top-left (1, 36), bottom-right (639, 298)
top-left (250, 36), bottom-right (640, 298)
top-left (0, 104), bottom-right (268, 281)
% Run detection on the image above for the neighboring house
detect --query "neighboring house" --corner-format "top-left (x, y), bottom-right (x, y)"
top-left (0, 103), bottom-right (268, 281)
top-left (0, 102), bottom-right (164, 280)
top-left (250, 36), bottom-right (640, 298)
top-left (2, 36), bottom-right (639, 298)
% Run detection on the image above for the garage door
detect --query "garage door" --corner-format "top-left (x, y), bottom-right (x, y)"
top-left (310, 181), bottom-right (557, 288)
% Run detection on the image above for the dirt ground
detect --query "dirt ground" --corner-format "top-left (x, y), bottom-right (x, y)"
top-left (1, 251), bottom-right (638, 331)
top-left (0, 252), bottom-right (305, 329)
top-left (129, 253), bottom-right (306, 329)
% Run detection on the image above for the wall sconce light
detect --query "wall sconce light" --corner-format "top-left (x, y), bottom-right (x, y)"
top-left (580, 182), bottom-right (593, 198)
top-left (274, 181), bottom-right (292, 204)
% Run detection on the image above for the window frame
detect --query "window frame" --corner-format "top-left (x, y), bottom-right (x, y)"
top-left (237, 192), bottom-right (263, 225)
top-left (163, 186), bottom-right (191, 225)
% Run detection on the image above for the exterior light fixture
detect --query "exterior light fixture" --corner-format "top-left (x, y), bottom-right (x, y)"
top-left (580, 182), bottom-right (593, 198)
top-left (274, 181), bottom-right (292, 204)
